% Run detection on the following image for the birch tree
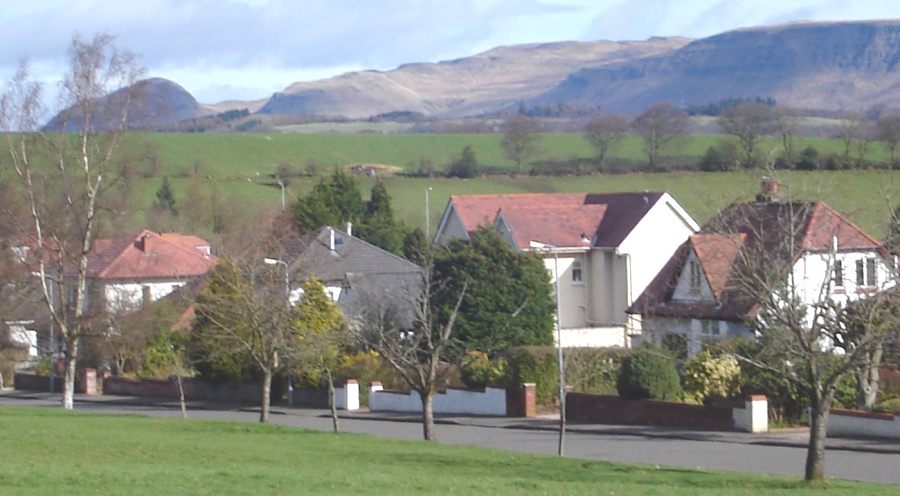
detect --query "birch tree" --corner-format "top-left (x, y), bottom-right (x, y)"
top-left (1, 34), bottom-right (143, 409)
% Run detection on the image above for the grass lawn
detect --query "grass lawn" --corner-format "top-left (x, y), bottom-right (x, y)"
top-left (0, 406), bottom-right (892, 495)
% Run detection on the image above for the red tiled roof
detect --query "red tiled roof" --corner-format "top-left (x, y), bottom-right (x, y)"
top-left (497, 204), bottom-right (606, 249)
top-left (448, 192), bottom-right (666, 248)
top-left (84, 230), bottom-right (218, 280)
top-left (691, 233), bottom-right (746, 300)
top-left (629, 200), bottom-right (886, 321)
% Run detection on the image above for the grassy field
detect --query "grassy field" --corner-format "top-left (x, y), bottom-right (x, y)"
top-left (0, 406), bottom-right (892, 495)
top-left (9, 132), bottom-right (900, 239)
top-left (145, 169), bottom-right (900, 240)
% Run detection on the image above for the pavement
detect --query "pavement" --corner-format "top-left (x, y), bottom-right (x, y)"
top-left (2, 388), bottom-right (898, 455)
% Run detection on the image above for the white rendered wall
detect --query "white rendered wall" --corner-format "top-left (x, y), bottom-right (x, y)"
top-left (826, 410), bottom-right (900, 439)
top-left (369, 385), bottom-right (507, 416)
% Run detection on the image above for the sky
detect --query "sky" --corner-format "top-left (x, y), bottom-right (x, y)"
top-left (2, 0), bottom-right (900, 106)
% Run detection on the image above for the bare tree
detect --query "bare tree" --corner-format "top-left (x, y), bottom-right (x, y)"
top-left (500, 115), bottom-right (542, 174)
top-left (359, 263), bottom-right (466, 441)
top-left (717, 103), bottom-right (775, 168)
top-left (876, 114), bottom-right (900, 167)
top-left (713, 200), bottom-right (899, 481)
top-left (1, 34), bottom-right (143, 409)
top-left (583, 113), bottom-right (630, 169)
top-left (772, 106), bottom-right (803, 163)
top-left (631, 103), bottom-right (689, 170)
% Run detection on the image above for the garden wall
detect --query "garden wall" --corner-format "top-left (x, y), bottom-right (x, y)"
top-left (826, 409), bottom-right (900, 439)
top-left (368, 383), bottom-right (536, 417)
top-left (566, 393), bottom-right (768, 433)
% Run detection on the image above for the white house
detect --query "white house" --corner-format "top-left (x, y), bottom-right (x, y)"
top-left (628, 188), bottom-right (897, 356)
top-left (73, 230), bottom-right (219, 315)
top-left (434, 192), bottom-right (699, 347)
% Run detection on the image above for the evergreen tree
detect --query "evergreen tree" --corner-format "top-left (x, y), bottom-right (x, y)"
top-left (356, 178), bottom-right (408, 255)
top-left (433, 228), bottom-right (555, 353)
top-left (153, 176), bottom-right (178, 216)
top-left (402, 227), bottom-right (429, 266)
top-left (291, 168), bottom-right (365, 233)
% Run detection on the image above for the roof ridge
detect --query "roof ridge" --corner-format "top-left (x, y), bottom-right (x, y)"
top-left (95, 230), bottom-right (149, 278)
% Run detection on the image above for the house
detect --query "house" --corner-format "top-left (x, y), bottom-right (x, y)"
top-left (283, 226), bottom-right (422, 326)
top-left (433, 192), bottom-right (699, 347)
top-left (73, 230), bottom-right (219, 315)
top-left (628, 183), bottom-right (897, 356)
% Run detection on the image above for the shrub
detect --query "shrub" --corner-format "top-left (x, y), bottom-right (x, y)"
top-left (682, 349), bottom-right (742, 405)
top-left (873, 397), bottom-right (900, 413)
top-left (460, 351), bottom-right (507, 389)
top-left (564, 347), bottom-right (631, 395)
top-left (500, 346), bottom-right (559, 405)
top-left (616, 346), bottom-right (682, 401)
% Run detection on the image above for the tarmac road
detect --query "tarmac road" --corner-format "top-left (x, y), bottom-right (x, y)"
top-left (2, 392), bottom-right (898, 485)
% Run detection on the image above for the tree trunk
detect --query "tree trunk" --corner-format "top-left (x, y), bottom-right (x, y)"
top-left (856, 345), bottom-right (882, 411)
top-left (805, 403), bottom-right (830, 481)
top-left (62, 337), bottom-right (79, 410)
top-left (327, 368), bottom-right (340, 433)
top-left (421, 390), bottom-right (436, 441)
top-left (176, 375), bottom-right (187, 419)
top-left (259, 369), bottom-right (272, 423)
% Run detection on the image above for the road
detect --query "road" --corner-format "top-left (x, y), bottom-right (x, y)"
top-left (2, 394), bottom-right (897, 485)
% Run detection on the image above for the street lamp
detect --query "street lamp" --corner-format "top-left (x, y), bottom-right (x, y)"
top-left (277, 181), bottom-right (285, 212)
top-left (263, 257), bottom-right (292, 405)
top-left (537, 244), bottom-right (566, 456)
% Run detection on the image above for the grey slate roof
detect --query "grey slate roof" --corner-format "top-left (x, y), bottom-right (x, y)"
top-left (285, 227), bottom-right (422, 326)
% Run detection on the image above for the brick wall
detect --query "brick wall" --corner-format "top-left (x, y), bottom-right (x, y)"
top-left (567, 393), bottom-right (739, 431)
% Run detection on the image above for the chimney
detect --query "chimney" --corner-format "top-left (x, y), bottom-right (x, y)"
top-left (346, 222), bottom-right (352, 236)
top-left (757, 176), bottom-right (779, 203)
top-left (139, 233), bottom-right (154, 254)
top-left (329, 227), bottom-right (335, 251)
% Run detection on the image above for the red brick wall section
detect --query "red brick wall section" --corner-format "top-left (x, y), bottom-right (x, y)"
top-left (506, 383), bottom-right (536, 417)
top-left (566, 393), bottom-right (738, 431)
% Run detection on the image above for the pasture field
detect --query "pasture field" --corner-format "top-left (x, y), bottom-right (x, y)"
top-left (142, 169), bottom-right (900, 240)
top-left (0, 406), bottom-right (891, 495)
top-left (7, 132), bottom-right (899, 239)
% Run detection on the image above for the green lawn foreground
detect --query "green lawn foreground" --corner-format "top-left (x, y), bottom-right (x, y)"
top-left (0, 407), bottom-right (891, 495)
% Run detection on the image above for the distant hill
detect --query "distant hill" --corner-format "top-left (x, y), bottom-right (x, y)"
top-left (257, 37), bottom-right (689, 118)
top-left (45, 78), bottom-right (206, 131)
top-left (533, 20), bottom-right (900, 113)
top-left (50, 20), bottom-right (900, 128)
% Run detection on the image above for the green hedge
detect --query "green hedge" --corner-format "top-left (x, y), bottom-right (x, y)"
top-left (616, 346), bottom-right (682, 401)
top-left (500, 346), bottom-right (632, 405)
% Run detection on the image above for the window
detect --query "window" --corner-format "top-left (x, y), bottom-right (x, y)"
top-left (571, 260), bottom-right (583, 283)
top-left (833, 260), bottom-right (843, 287)
top-left (700, 319), bottom-right (720, 336)
top-left (689, 260), bottom-right (702, 291)
top-left (856, 258), bottom-right (878, 287)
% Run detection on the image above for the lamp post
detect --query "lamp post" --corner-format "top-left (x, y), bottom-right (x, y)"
top-left (264, 257), bottom-right (291, 405)
top-left (552, 250), bottom-right (565, 456)
top-left (277, 181), bottom-right (285, 212)
top-left (537, 245), bottom-right (566, 456)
